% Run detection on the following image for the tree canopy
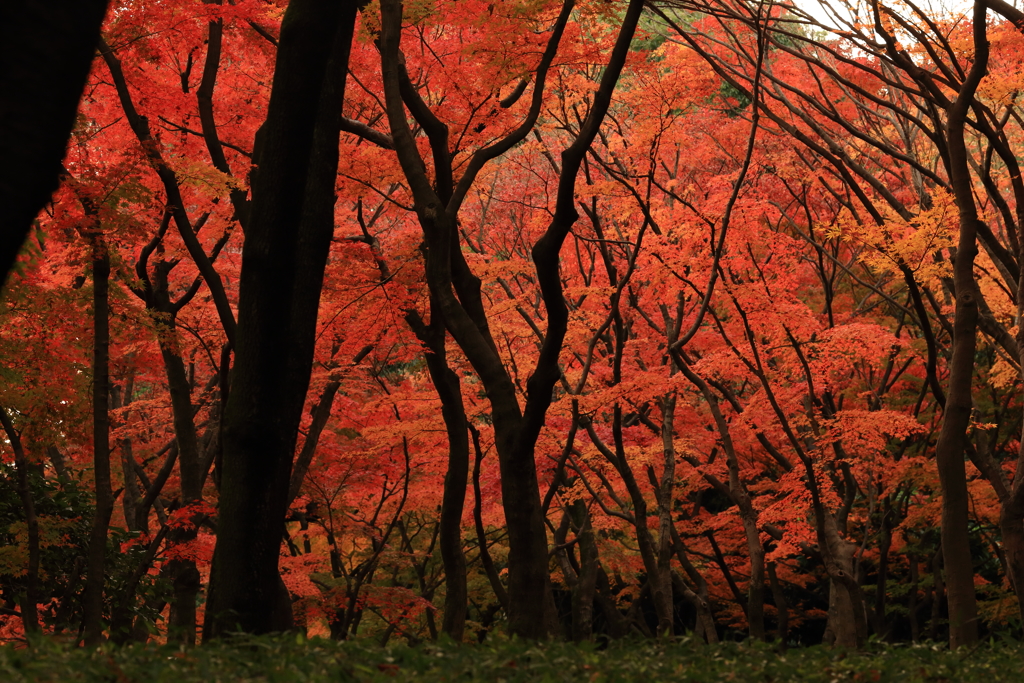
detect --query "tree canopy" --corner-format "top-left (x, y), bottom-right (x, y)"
top-left (2, 0), bottom-right (1024, 650)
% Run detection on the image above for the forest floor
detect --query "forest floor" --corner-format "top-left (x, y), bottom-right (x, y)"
top-left (2, 635), bottom-right (1022, 682)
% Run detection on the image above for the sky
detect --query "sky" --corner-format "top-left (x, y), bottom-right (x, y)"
top-left (792, 0), bottom-right (976, 31)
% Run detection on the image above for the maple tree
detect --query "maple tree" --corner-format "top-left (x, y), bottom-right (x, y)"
top-left (4, 0), bottom-right (1024, 652)
top-left (654, 0), bottom-right (1024, 647)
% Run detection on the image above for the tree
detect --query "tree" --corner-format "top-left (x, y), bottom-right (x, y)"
top-left (372, 0), bottom-right (646, 637)
top-left (7, 0), bottom-right (1024, 648)
top-left (204, 0), bottom-right (361, 638)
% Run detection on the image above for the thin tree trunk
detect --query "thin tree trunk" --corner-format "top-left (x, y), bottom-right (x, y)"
top-left (908, 552), bottom-right (920, 642)
top-left (470, 425), bottom-right (508, 612)
top-left (120, 440), bottom-right (140, 532)
top-left (655, 395), bottom-right (677, 636)
top-left (433, 366), bottom-right (468, 641)
top-left (158, 345), bottom-right (203, 646)
top-left (114, 373), bottom-right (141, 533)
top-left (409, 308), bottom-right (469, 641)
top-left (930, 547), bottom-right (944, 642)
top-left (1003, 213), bottom-right (1024, 622)
top-left (0, 408), bottom-right (40, 634)
top-left (585, 415), bottom-right (673, 635)
top-left (874, 497), bottom-right (892, 639)
top-left (287, 379), bottom-right (340, 506)
top-left (82, 244), bottom-right (113, 646)
top-left (767, 560), bottom-right (787, 647)
top-left (1001, 501), bottom-right (1024, 622)
top-left (671, 530), bottom-right (718, 643)
top-left (570, 500), bottom-right (598, 642)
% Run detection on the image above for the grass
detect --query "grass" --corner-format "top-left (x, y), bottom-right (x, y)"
top-left (2, 635), bottom-right (1023, 682)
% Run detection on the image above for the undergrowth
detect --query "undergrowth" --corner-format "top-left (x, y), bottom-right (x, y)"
top-left (2, 635), bottom-right (1022, 682)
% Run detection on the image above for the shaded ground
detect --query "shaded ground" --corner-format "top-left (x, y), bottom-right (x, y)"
top-left (1, 635), bottom-right (1020, 682)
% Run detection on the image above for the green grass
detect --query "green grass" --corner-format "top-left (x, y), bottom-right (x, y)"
top-left (2, 635), bottom-right (1023, 682)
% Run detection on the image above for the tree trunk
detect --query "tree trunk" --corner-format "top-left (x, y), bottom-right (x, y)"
top-left (158, 344), bottom-right (204, 645)
top-left (743, 517), bottom-right (766, 641)
top-left (586, 414), bottom-right (673, 635)
top-left (908, 552), bottom-right (920, 642)
top-left (82, 245), bottom-right (113, 646)
top-left (137, 252), bottom-right (210, 645)
top-left (402, 305), bottom-right (470, 641)
top-left (287, 379), bottom-right (340, 506)
top-left (204, 0), bottom-right (358, 639)
top-left (767, 561), bottom-right (787, 646)
top-left (820, 513), bottom-right (866, 648)
top-left (930, 547), bottom-right (944, 642)
top-left (570, 500), bottom-right (598, 642)
top-left (120, 438), bottom-right (141, 533)
top-left (0, 409), bottom-right (40, 634)
top-left (930, 1), bottom-right (988, 649)
top-left (470, 426), bottom-right (509, 613)
top-left (655, 396), bottom-right (677, 636)
top-left (1002, 494), bottom-right (1024, 620)
top-left (426, 341), bottom-right (469, 641)
top-left (1005, 176), bottom-right (1024, 623)
top-left (874, 497), bottom-right (892, 639)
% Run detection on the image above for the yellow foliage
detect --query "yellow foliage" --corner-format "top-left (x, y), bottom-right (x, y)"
top-left (987, 352), bottom-right (1021, 390)
top-left (165, 156), bottom-right (242, 196)
top-left (831, 188), bottom-right (956, 282)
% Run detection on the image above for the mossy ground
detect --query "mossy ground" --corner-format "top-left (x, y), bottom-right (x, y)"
top-left (2, 635), bottom-right (1021, 682)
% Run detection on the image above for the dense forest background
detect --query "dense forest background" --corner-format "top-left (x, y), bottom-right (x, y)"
top-left (3, 0), bottom-right (1024, 651)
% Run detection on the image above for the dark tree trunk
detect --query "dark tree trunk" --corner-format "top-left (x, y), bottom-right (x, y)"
top-left (930, 548), bottom-right (945, 642)
top-left (357, 235), bottom-right (470, 639)
top-left (767, 561), bottom-right (787, 646)
top-left (147, 301), bottom-right (204, 641)
top-left (401, 303), bottom-right (470, 640)
top-left (427, 349), bottom-right (469, 640)
top-left (471, 426), bottom-right (509, 612)
top-left (128, 250), bottom-right (211, 645)
top-left (82, 245), bottom-right (113, 645)
top-left (0, 0), bottom-right (109, 288)
top-left (672, 532), bottom-right (718, 644)
top-left (1001, 498), bottom-right (1024, 622)
top-left (1001, 68), bottom-right (1024, 628)
top-left (204, 0), bottom-right (358, 638)
top-left (908, 552), bottom-right (920, 642)
top-left (570, 500), bottom-right (598, 642)
top-left (0, 409), bottom-right (40, 634)
top-left (932, 1), bottom-right (989, 649)
top-left (157, 338), bottom-right (204, 646)
top-left (873, 497), bottom-right (892, 639)
top-left (584, 413), bottom-right (673, 635)
top-left (119, 433), bottom-right (141, 533)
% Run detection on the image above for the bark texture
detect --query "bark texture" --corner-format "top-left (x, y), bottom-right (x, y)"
top-left (204, 0), bottom-right (359, 638)
top-left (932, 1), bottom-right (989, 648)
top-left (82, 245), bottom-right (113, 645)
